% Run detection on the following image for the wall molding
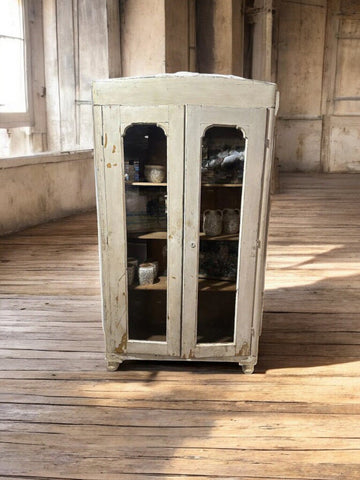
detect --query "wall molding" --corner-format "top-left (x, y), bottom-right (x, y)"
top-left (0, 149), bottom-right (93, 170)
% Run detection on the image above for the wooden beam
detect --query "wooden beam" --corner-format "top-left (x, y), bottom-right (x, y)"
top-left (251, 0), bottom-right (273, 81)
top-left (197, 0), bottom-right (244, 75)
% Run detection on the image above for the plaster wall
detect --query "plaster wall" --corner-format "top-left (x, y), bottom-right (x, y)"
top-left (275, 0), bottom-right (326, 172)
top-left (0, 152), bottom-right (95, 235)
top-left (120, 0), bottom-right (166, 76)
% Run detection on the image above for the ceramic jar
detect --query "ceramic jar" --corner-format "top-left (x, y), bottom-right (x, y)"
top-left (128, 257), bottom-right (139, 270)
top-left (203, 209), bottom-right (223, 236)
top-left (222, 208), bottom-right (240, 234)
top-left (127, 257), bottom-right (139, 284)
top-left (138, 263), bottom-right (156, 285)
top-left (127, 264), bottom-right (136, 286)
top-left (151, 260), bottom-right (159, 278)
top-left (144, 165), bottom-right (166, 183)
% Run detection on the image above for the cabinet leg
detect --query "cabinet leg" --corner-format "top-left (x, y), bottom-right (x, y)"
top-left (106, 360), bottom-right (122, 372)
top-left (240, 364), bottom-right (254, 375)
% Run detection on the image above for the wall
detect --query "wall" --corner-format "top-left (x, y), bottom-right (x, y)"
top-left (321, 0), bottom-right (360, 172)
top-left (0, 151), bottom-right (95, 236)
top-left (275, 0), bottom-right (327, 172)
top-left (120, 0), bottom-right (194, 76)
top-left (120, 0), bottom-right (166, 76)
top-left (274, 0), bottom-right (360, 172)
top-left (0, 1), bottom-right (116, 235)
top-left (43, 0), bottom-right (120, 151)
top-left (197, 0), bottom-right (244, 75)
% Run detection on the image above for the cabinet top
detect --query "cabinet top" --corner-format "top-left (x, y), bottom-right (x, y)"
top-left (92, 72), bottom-right (278, 109)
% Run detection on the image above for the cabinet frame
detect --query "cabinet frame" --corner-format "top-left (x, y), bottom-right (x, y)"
top-left (92, 73), bottom-right (278, 372)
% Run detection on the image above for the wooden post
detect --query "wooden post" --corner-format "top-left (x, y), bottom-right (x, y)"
top-left (28, 0), bottom-right (47, 152)
top-left (320, 0), bottom-right (341, 172)
top-left (196, 0), bottom-right (244, 75)
top-left (250, 0), bottom-right (273, 81)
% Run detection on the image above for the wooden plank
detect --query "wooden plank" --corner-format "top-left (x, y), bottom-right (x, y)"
top-left (251, 0), bottom-right (273, 81)
top-left (0, 437), bottom-right (359, 479)
top-left (120, 0), bottom-right (166, 76)
top-left (42, 0), bottom-right (61, 151)
top-left (131, 277), bottom-right (236, 292)
top-left (196, 0), bottom-right (243, 76)
top-left (164, 0), bottom-right (189, 72)
top-left (93, 75), bottom-right (277, 109)
top-left (27, 0), bottom-right (47, 151)
top-left (0, 173), bottom-right (360, 479)
top-left (78, 0), bottom-right (109, 148)
top-left (106, 0), bottom-right (122, 78)
top-left (56, 0), bottom-right (77, 150)
top-left (100, 105), bottom-right (128, 361)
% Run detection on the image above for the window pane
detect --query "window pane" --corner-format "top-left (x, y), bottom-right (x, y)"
top-left (0, 0), bottom-right (24, 38)
top-left (0, 37), bottom-right (27, 112)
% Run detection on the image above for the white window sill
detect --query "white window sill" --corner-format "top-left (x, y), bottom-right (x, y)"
top-left (0, 149), bottom-right (94, 170)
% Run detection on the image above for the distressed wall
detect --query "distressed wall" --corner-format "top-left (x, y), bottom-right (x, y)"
top-left (275, 0), bottom-right (360, 172)
top-left (322, 0), bottom-right (360, 172)
top-left (120, 0), bottom-right (166, 76)
top-left (275, 0), bottom-right (327, 172)
top-left (0, 152), bottom-right (95, 236)
top-left (197, 0), bottom-right (244, 75)
top-left (43, 0), bottom-right (120, 151)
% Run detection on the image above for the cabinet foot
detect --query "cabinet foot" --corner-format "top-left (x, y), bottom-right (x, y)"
top-left (106, 361), bottom-right (122, 372)
top-left (240, 364), bottom-right (254, 375)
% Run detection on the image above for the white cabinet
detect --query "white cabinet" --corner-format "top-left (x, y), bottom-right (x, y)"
top-left (92, 73), bottom-right (278, 373)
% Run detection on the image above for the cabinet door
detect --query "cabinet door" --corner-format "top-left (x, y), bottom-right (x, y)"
top-left (182, 105), bottom-right (269, 359)
top-left (97, 105), bottom-right (184, 358)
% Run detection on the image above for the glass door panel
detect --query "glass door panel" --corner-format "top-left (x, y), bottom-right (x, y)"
top-left (123, 124), bottom-right (168, 342)
top-left (197, 126), bottom-right (245, 344)
top-left (99, 105), bottom-right (183, 360)
top-left (182, 105), bottom-right (267, 360)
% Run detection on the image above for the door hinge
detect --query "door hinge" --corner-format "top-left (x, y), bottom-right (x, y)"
top-left (101, 135), bottom-right (104, 146)
top-left (256, 239), bottom-right (261, 249)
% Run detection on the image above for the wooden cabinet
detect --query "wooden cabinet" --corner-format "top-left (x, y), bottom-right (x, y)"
top-left (92, 73), bottom-right (278, 373)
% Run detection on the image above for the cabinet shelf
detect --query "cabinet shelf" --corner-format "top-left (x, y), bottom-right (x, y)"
top-left (202, 183), bottom-right (242, 187)
top-left (131, 276), bottom-right (167, 290)
top-left (200, 232), bottom-right (238, 241)
top-left (128, 231), bottom-right (167, 240)
top-left (131, 276), bottom-right (236, 292)
top-left (126, 182), bottom-right (167, 187)
top-left (126, 182), bottom-right (241, 188)
top-left (128, 231), bottom-right (238, 241)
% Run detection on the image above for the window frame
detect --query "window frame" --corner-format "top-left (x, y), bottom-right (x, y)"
top-left (0, 0), bottom-right (34, 129)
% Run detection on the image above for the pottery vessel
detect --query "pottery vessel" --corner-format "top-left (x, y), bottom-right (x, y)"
top-left (127, 257), bottom-right (139, 269)
top-left (203, 209), bottom-right (223, 236)
top-left (223, 208), bottom-right (240, 234)
top-left (144, 165), bottom-right (166, 183)
top-left (139, 263), bottom-right (156, 285)
top-left (127, 264), bottom-right (136, 286)
top-left (151, 260), bottom-right (159, 278)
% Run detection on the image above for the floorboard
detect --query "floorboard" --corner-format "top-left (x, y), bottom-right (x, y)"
top-left (0, 173), bottom-right (360, 479)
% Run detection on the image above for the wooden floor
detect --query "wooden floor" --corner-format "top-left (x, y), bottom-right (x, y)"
top-left (1, 173), bottom-right (360, 479)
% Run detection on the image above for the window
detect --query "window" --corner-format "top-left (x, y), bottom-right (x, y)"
top-left (0, 0), bottom-right (32, 128)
